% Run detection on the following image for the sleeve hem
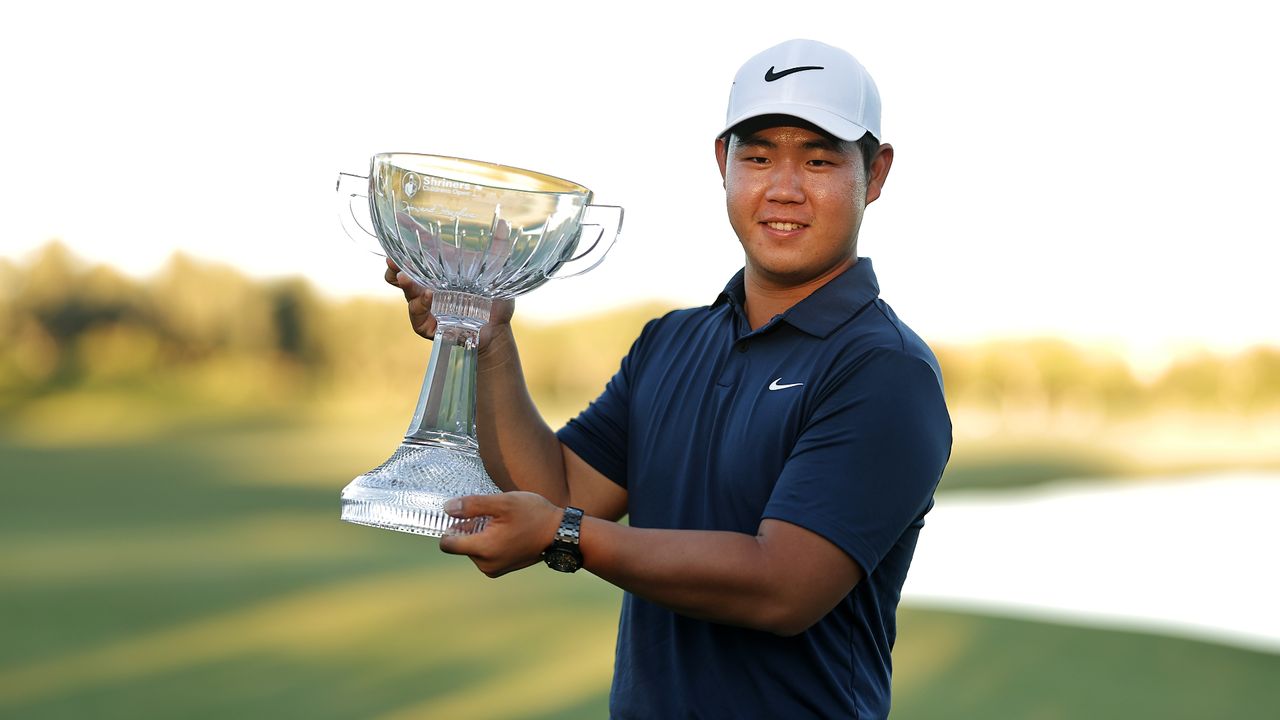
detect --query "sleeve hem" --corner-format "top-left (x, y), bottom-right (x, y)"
top-left (761, 507), bottom-right (880, 576)
top-left (557, 423), bottom-right (628, 489)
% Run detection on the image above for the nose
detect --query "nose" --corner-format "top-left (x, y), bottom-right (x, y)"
top-left (763, 161), bottom-right (805, 204)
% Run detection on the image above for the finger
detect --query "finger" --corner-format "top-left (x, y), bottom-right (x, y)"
top-left (399, 272), bottom-right (428, 300)
top-left (384, 259), bottom-right (402, 286)
top-left (406, 285), bottom-right (433, 313)
top-left (406, 295), bottom-right (436, 338)
top-left (437, 517), bottom-right (491, 558)
top-left (444, 494), bottom-right (505, 520)
top-left (438, 530), bottom-right (477, 556)
top-left (396, 272), bottom-right (436, 308)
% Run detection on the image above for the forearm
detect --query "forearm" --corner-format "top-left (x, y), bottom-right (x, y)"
top-left (474, 325), bottom-right (569, 503)
top-left (439, 495), bottom-right (856, 634)
top-left (579, 518), bottom-right (847, 636)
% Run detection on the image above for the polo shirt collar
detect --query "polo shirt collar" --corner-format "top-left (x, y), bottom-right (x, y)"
top-left (712, 257), bottom-right (881, 338)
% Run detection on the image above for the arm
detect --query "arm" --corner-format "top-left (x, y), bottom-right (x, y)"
top-left (438, 349), bottom-right (950, 637)
top-left (385, 260), bottom-right (627, 521)
top-left (439, 490), bottom-right (863, 637)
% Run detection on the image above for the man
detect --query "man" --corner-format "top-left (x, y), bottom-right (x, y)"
top-left (387, 39), bottom-right (951, 719)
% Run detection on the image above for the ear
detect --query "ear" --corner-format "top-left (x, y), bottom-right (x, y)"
top-left (715, 136), bottom-right (730, 185)
top-left (864, 143), bottom-right (894, 205)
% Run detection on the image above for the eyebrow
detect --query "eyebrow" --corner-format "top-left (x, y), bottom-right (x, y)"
top-left (735, 134), bottom-right (848, 154)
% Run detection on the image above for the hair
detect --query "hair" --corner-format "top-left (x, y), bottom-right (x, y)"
top-left (852, 132), bottom-right (880, 178)
top-left (725, 114), bottom-right (880, 176)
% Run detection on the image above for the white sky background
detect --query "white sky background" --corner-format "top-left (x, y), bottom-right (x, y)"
top-left (3, 0), bottom-right (1278, 366)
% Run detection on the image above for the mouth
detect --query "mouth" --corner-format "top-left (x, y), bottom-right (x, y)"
top-left (763, 221), bottom-right (807, 232)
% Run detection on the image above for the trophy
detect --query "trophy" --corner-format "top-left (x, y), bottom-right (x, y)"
top-left (335, 153), bottom-right (622, 537)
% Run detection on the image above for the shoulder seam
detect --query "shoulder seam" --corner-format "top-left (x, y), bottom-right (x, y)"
top-left (871, 301), bottom-right (908, 352)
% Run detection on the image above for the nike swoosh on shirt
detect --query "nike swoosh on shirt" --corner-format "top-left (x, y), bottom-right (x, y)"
top-left (768, 378), bottom-right (804, 391)
top-left (764, 65), bottom-right (824, 82)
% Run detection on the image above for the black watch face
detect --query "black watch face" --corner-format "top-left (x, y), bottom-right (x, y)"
top-left (545, 547), bottom-right (581, 573)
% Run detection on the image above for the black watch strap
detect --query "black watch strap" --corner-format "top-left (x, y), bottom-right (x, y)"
top-left (543, 506), bottom-right (584, 573)
top-left (554, 506), bottom-right (584, 545)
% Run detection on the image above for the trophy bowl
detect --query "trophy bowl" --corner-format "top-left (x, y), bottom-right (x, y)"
top-left (336, 153), bottom-right (622, 537)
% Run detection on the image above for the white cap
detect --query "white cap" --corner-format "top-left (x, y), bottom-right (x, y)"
top-left (720, 39), bottom-right (881, 142)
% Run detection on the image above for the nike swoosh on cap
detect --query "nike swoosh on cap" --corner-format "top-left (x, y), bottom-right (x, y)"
top-left (764, 65), bottom-right (824, 82)
top-left (768, 378), bottom-right (804, 391)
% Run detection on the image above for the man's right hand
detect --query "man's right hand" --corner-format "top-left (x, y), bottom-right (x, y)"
top-left (383, 258), bottom-right (515, 352)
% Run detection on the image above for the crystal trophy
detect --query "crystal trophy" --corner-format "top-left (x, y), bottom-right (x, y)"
top-left (335, 154), bottom-right (622, 536)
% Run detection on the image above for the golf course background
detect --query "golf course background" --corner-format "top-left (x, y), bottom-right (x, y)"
top-left (3, 244), bottom-right (1279, 718)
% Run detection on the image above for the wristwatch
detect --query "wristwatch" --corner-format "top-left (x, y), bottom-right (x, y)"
top-left (543, 506), bottom-right (584, 573)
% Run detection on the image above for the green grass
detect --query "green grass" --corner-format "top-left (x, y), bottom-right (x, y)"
top-left (939, 448), bottom-right (1126, 492)
top-left (893, 606), bottom-right (1280, 719)
top-left (0, 414), bottom-right (620, 719)
top-left (2, 411), bottom-right (1277, 718)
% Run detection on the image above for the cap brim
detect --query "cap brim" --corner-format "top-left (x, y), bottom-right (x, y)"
top-left (719, 103), bottom-right (872, 142)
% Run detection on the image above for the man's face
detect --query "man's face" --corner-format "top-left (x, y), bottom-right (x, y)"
top-left (716, 123), bottom-right (886, 289)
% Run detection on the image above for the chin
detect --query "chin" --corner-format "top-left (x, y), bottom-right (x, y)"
top-left (751, 263), bottom-right (819, 286)
top-left (748, 255), bottom-right (854, 288)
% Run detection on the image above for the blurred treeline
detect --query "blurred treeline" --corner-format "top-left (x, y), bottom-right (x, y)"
top-left (3, 242), bottom-right (1279, 421)
top-left (0, 243), bottom-right (666, 422)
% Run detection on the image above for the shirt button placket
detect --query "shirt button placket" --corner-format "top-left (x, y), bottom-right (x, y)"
top-left (718, 340), bottom-right (750, 388)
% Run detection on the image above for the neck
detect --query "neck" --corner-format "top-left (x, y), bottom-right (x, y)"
top-left (742, 256), bottom-right (857, 330)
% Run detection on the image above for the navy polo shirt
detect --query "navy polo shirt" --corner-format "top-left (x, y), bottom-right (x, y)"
top-left (557, 258), bottom-right (952, 719)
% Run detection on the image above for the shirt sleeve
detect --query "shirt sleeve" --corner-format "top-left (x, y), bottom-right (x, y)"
top-left (555, 319), bottom-right (658, 490)
top-left (762, 347), bottom-right (953, 575)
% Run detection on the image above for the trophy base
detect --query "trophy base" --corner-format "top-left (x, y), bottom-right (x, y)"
top-left (340, 441), bottom-right (501, 537)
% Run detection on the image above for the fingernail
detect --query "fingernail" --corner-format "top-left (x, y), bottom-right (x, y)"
top-left (444, 498), bottom-right (462, 516)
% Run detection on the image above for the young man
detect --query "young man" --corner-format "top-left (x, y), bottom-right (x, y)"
top-left (387, 39), bottom-right (951, 720)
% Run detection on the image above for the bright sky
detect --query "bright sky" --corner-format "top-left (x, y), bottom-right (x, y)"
top-left (3, 0), bottom-right (1277, 366)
